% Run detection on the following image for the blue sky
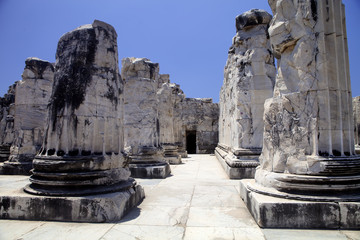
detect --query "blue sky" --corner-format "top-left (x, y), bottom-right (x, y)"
top-left (0, 0), bottom-right (359, 103)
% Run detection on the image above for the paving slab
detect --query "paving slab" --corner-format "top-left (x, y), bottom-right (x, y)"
top-left (0, 154), bottom-right (359, 239)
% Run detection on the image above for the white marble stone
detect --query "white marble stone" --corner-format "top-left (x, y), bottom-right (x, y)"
top-left (3, 58), bottom-right (54, 174)
top-left (216, 9), bottom-right (275, 179)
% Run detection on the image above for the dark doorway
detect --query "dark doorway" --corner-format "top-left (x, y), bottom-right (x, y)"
top-left (186, 130), bottom-right (197, 154)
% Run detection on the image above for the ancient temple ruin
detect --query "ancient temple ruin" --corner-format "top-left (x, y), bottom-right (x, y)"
top-left (2, 58), bottom-right (54, 174)
top-left (0, 0), bottom-right (359, 230)
top-left (216, 9), bottom-right (275, 179)
top-left (240, 0), bottom-right (360, 229)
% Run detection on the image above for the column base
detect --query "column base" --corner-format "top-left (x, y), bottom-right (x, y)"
top-left (239, 179), bottom-right (360, 229)
top-left (0, 183), bottom-right (144, 223)
top-left (129, 162), bottom-right (171, 178)
top-left (215, 146), bottom-right (259, 179)
top-left (2, 161), bottom-right (32, 175)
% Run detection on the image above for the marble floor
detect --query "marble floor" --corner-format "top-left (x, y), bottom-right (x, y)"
top-left (0, 154), bottom-right (359, 240)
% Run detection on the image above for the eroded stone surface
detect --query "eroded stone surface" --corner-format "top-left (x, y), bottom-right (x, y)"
top-left (216, 9), bottom-right (275, 179)
top-left (26, 20), bottom-right (136, 197)
top-left (0, 83), bottom-right (16, 163)
top-left (242, 0), bottom-right (360, 229)
top-left (122, 57), bottom-right (170, 178)
top-left (157, 81), bottom-right (182, 164)
top-left (3, 58), bottom-right (54, 174)
top-left (256, 0), bottom-right (359, 192)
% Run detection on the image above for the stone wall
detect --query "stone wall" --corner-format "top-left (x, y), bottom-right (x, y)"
top-left (181, 98), bottom-right (219, 154)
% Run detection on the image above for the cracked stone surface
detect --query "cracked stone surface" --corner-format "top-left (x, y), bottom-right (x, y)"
top-left (216, 9), bottom-right (275, 178)
top-left (256, 0), bottom-right (359, 192)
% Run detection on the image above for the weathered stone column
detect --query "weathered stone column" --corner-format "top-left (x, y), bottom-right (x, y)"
top-left (353, 96), bottom-right (360, 154)
top-left (122, 57), bottom-right (170, 178)
top-left (215, 9), bottom-right (275, 179)
top-left (240, 0), bottom-right (360, 229)
top-left (0, 84), bottom-right (16, 164)
top-left (23, 20), bottom-right (144, 203)
top-left (157, 78), bottom-right (182, 164)
top-left (173, 84), bottom-right (187, 158)
top-left (3, 58), bottom-right (54, 174)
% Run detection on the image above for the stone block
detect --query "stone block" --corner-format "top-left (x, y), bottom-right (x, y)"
top-left (240, 179), bottom-right (360, 229)
top-left (0, 184), bottom-right (144, 223)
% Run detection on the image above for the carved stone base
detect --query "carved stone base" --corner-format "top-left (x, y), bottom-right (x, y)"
top-left (240, 179), bottom-right (360, 229)
top-left (215, 145), bottom-right (259, 179)
top-left (163, 144), bottom-right (182, 164)
top-left (175, 144), bottom-right (188, 158)
top-left (0, 145), bottom-right (10, 162)
top-left (0, 184), bottom-right (144, 223)
top-left (129, 162), bottom-right (171, 179)
top-left (1, 161), bottom-right (32, 175)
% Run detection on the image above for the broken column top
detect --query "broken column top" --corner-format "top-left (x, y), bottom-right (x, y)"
top-left (121, 57), bottom-right (159, 80)
top-left (22, 57), bottom-right (54, 79)
top-left (235, 9), bottom-right (272, 32)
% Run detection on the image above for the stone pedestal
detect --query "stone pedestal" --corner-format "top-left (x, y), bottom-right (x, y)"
top-left (0, 145), bottom-right (10, 163)
top-left (240, 179), bottom-right (360, 229)
top-left (215, 144), bottom-right (260, 179)
top-left (3, 58), bottom-right (54, 175)
top-left (0, 20), bottom-right (144, 222)
top-left (216, 9), bottom-right (275, 179)
top-left (243, 0), bottom-right (360, 229)
top-left (162, 144), bottom-right (181, 164)
top-left (122, 58), bottom-right (170, 178)
top-left (1, 183), bottom-right (144, 223)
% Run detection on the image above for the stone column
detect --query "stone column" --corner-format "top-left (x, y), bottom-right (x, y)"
top-left (3, 58), bottom-right (54, 174)
top-left (215, 9), bottom-right (275, 179)
top-left (0, 83), bottom-right (16, 164)
top-left (173, 84), bottom-right (187, 158)
top-left (157, 81), bottom-right (182, 164)
top-left (241, 0), bottom-right (360, 229)
top-left (122, 57), bottom-right (170, 178)
top-left (353, 96), bottom-right (360, 154)
top-left (24, 21), bottom-right (143, 201)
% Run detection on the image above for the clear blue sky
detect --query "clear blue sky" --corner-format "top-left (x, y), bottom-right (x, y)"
top-left (0, 0), bottom-right (359, 103)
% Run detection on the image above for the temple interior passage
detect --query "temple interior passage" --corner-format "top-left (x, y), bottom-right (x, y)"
top-left (186, 130), bottom-right (196, 154)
